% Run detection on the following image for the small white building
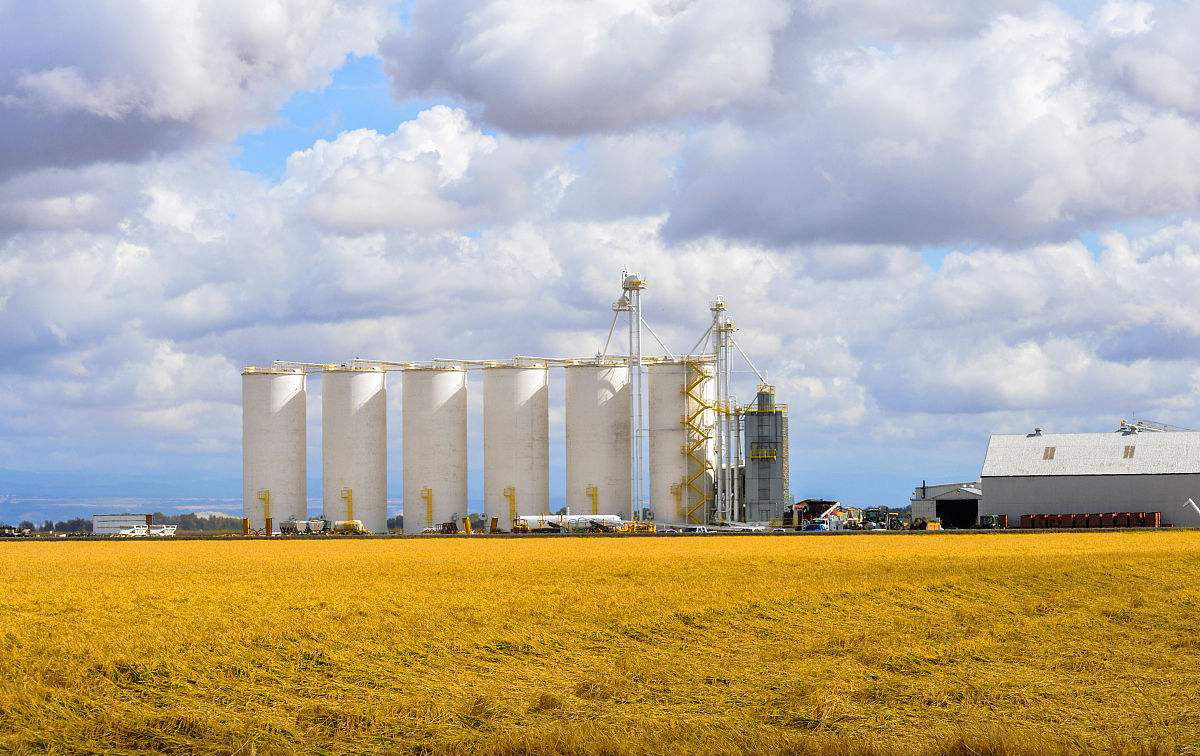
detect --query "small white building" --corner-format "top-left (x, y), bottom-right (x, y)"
top-left (980, 428), bottom-right (1200, 527)
top-left (910, 481), bottom-right (982, 528)
top-left (92, 513), bottom-right (151, 535)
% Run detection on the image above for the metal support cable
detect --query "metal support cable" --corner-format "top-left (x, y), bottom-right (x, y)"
top-left (686, 324), bottom-right (714, 356)
top-left (729, 336), bottom-right (768, 384)
top-left (600, 308), bottom-right (621, 358)
top-left (639, 315), bottom-right (676, 360)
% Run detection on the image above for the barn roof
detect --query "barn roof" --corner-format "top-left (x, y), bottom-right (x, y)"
top-left (981, 431), bottom-right (1200, 477)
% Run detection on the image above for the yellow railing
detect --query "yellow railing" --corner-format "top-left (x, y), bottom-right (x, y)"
top-left (421, 487), bottom-right (433, 528)
top-left (683, 360), bottom-right (712, 524)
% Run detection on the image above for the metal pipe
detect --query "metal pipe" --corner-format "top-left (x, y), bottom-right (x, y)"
top-left (710, 303), bottom-right (724, 525)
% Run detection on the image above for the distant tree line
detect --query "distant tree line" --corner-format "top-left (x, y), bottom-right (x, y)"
top-left (149, 512), bottom-right (242, 532)
top-left (13, 518), bottom-right (94, 533)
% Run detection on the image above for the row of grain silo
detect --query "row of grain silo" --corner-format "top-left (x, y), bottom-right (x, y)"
top-left (243, 359), bottom-right (714, 534)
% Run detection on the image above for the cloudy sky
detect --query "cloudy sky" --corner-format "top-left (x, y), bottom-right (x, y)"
top-left (3, 0), bottom-right (1200, 522)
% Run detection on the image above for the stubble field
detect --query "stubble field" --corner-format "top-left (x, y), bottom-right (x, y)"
top-left (0, 532), bottom-right (1197, 756)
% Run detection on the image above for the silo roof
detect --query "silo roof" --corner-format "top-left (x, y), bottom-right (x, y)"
top-left (981, 431), bottom-right (1200, 477)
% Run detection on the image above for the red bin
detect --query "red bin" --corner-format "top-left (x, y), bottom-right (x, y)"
top-left (1087, 514), bottom-right (1102, 528)
top-left (997, 514), bottom-right (1008, 529)
top-left (1020, 514), bottom-right (1032, 529)
top-left (1147, 512), bottom-right (1161, 528)
top-left (1132, 512), bottom-right (1147, 527)
top-left (1101, 513), bottom-right (1114, 528)
top-left (1033, 514), bottom-right (1046, 528)
top-left (1113, 512), bottom-right (1128, 527)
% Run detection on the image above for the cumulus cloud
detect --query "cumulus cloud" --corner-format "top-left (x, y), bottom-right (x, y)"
top-left (5, 1), bottom-right (1200, 506)
top-left (381, 2), bottom-right (1200, 248)
top-left (383, 0), bottom-right (791, 134)
top-left (278, 106), bottom-right (568, 233)
top-left (0, 0), bottom-right (387, 178)
top-left (666, 7), bottom-right (1200, 246)
top-left (1090, 1), bottom-right (1200, 119)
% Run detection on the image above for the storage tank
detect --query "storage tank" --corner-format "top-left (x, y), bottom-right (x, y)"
top-left (322, 366), bottom-right (387, 533)
top-left (483, 366), bottom-right (550, 531)
top-left (565, 363), bottom-right (631, 518)
top-left (242, 367), bottom-right (308, 532)
top-left (403, 368), bottom-right (468, 533)
top-left (648, 360), bottom-right (714, 525)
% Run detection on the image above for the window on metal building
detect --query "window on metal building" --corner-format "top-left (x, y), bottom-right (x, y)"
top-left (1123, 445), bottom-right (1135, 459)
top-left (1043, 447), bottom-right (1055, 460)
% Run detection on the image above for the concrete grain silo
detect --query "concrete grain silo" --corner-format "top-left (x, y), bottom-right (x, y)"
top-left (564, 363), bottom-right (631, 519)
top-left (242, 367), bottom-right (307, 532)
top-left (322, 366), bottom-right (387, 533)
top-left (483, 366), bottom-right (550, 530)
top-left (403, 368), bottom-right (468, 533)
top-left (648, 360), bottom-right (714, 525)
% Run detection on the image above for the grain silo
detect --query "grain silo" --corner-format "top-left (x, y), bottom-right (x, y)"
top-left (322, 366), bottom-right (387, 533)
top-left (242, 367), bottom-right (307, 531)
top-left (403, 367), bottom-right (468, 533)
top-left (565, 363), bottom-right (631, 518)
top-left (648, 360), bottom-right (714, 525)
top-left (483, 365), bottom-right (550, 530)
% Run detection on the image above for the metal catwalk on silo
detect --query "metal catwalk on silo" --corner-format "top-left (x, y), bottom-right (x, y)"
top-left (483, 365), bottom-right (550, 530)
top-left (242, 367), bottom-right (308, 532)
top-left (564, 363), bottom-right (632, 518)
top-left (322, 366), bottom-right (388, 533)
top-left (402, 367), bottom-right (468, 533)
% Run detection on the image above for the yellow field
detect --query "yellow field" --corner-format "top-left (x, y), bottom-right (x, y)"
top-left (1, 532), bottom-right (1197, 755)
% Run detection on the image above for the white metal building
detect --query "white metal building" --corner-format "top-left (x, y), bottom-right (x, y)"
top-left (909, 481), bottom-right (982, 527)
top-left (92, 514), bottom-right (151, 535)
top-left (980, 430), bottom-right (1200, 527)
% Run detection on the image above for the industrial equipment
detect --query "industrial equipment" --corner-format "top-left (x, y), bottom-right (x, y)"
top-left (332, 519), bottom-right (369, 535)
top-left (515, 514), bottom-right (626, 533)
top-left (280, 517), bottom-right (328, 535)
top-left (978, 513), bottom-right (1008, 529)
top-left (742, 385), bottom-right (790, 524)
top-left (863, 507), bottom-right (903, 531)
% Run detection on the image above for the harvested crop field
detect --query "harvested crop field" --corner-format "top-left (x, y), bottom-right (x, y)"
top-left (0, 532), bottom-right (1197, 755)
